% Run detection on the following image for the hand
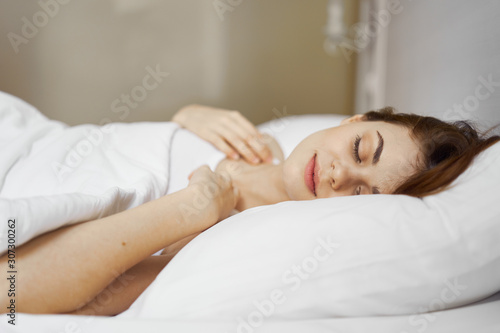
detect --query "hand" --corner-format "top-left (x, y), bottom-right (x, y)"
top-left (187, 165), bottom-right (239, 223)
top-left (172, 104), bottom-right (274, 164)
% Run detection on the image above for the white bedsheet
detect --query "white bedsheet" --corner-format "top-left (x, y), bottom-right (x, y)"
top-left (0, 91), bottom-right (180, 255)
top-left (2, 291), bottom-right (499, 332)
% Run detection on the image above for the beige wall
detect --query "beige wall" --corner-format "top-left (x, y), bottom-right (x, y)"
top-left (384, 0), bottom-right (500, 130)
top-left (0, 0), bottom-right (358, 126)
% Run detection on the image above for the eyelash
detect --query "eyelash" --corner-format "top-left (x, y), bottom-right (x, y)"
top-left (352, 135), bottom-right (361, 163)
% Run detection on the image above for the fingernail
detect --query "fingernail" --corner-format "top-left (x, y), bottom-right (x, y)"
top-left (252, 157), bottom-right (261, 164)
top-left (265, 155), bottom-right (273, 163)
top-left (231, 153), bottom-right (240, 160)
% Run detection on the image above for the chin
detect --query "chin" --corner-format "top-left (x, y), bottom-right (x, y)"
top-left (283, 178), bottom-right (310, 201)
top-left (282, 154), bottom-right (311, 201)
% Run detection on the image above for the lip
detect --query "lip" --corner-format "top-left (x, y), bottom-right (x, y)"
top-left (304, 153), bottom-right (317, 196)
top-left (313, 157), bottom-right (320, 194)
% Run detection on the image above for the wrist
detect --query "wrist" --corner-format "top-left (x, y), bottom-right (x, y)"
top-left (181, 184), bottom-right (220, 226)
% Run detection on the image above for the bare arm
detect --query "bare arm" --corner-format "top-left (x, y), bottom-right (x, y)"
top-left (160, 233), bottom-right (200, 256)
top-left (66, 255), bottom-right (173, 316)
top-left (0, 166), bottom-right (237, 314)
top-left (67, 233), bottom-right (200, 316)
top-left (66, 233), bottom-right (199, 316)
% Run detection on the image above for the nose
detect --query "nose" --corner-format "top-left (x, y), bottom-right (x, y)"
top-left (329, 160), bottom-right (358, 191)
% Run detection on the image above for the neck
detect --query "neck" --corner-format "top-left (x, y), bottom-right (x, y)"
top-left (232, 162), bottom-right (290, 212)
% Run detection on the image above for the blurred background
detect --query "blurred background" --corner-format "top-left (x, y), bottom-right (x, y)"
top-left (0, 0), bottom-right (499, 128)
top-left (0, 0), bottom-right (359, 126)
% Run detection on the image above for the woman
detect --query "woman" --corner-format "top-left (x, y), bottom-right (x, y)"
top-left (1, 104), bottom-right (498, 316)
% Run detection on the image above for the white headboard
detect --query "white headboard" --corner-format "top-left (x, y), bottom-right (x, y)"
top-left (355, 0), bottom-right (500, 131)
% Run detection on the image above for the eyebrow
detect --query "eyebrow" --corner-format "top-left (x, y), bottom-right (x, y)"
top-left (372, 131), bottom-right (384, 165)
top-left (371, 131), bottom-right (384, 194)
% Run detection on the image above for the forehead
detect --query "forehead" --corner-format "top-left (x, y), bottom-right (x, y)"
top-left (349, 120), bottom-right (415, 145)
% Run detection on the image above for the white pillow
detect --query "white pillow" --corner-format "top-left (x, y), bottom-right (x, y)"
top-left (122, 115), bottom-right (500, 323)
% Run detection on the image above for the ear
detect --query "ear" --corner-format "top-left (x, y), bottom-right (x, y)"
top-left (340, 114), bottom-right (365, 125)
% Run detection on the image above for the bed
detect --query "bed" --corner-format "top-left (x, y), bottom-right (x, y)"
top-left (2, 1), bottom-right (500, 330)
top-left (1, 89), bottom-right (500, 332)
top-left (7, 292), bottom-right (500, 333)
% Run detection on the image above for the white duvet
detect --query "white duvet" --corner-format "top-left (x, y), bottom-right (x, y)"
top-left (0, 91), bottom-right (179, 255)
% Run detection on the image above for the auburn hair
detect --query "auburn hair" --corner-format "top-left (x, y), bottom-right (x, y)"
top-left (363, 107), bottom-right (500, 197)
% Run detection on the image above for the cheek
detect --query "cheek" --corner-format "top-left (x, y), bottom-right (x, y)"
top-left (379, 160), bottom-right (416, 192)
top-left (393, 159), bottom-right (419, 184)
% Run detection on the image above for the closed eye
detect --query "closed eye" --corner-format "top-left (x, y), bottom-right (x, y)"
top-left (352, 135), bottom-right (361, 163)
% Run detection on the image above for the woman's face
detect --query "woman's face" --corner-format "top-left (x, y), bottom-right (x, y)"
top-left (282, 116), bottom-right (421, 200)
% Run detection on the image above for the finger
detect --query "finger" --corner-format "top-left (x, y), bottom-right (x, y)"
top-left (207, 131), bottom-right (240, 160)
top-left (225, 113), bottom-right (273, 163)
top-left (194, 164), bottom-right (210, 172)
top-left (189, 165), bottom-right (210, 179)
top-left (213, 125), bottom-right (262, 164)
top-left (259, 133), bottom-right (277, 163)
top-left (228, 111), bottom-right (262, 139)
top-left (233, 140), bottom-right (261, 164)
top-left (245, 134), bottom-right (273, 163)
top-left (217, 170), bottom-right (231, 183)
